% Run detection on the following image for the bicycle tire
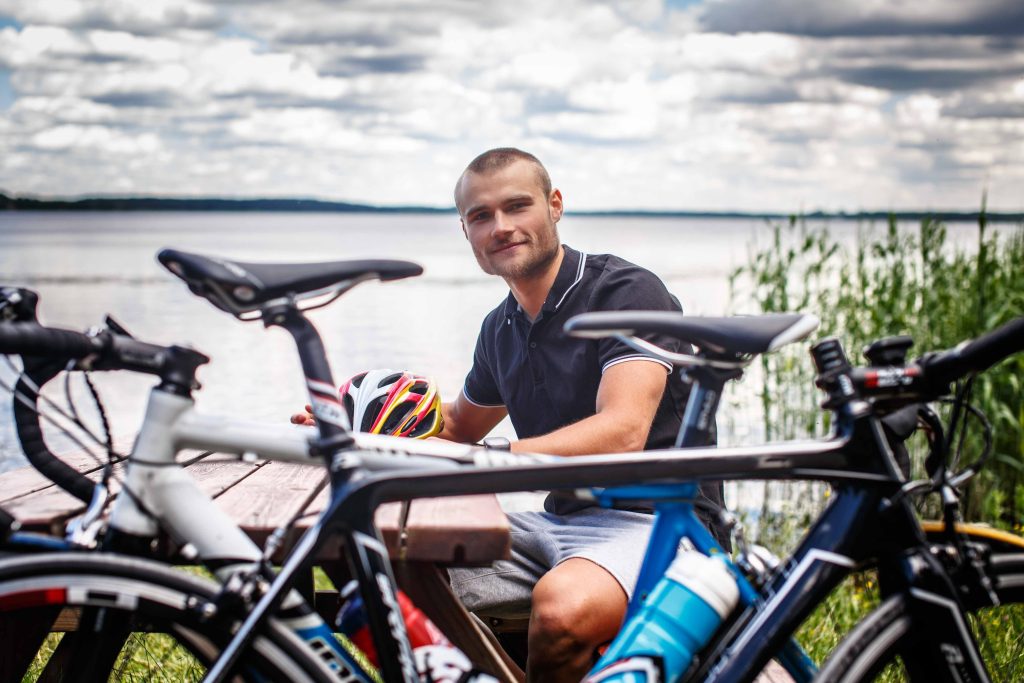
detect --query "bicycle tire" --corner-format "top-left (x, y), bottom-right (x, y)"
top-left (816, 551), bottom-right (1024, 682)
top-left (0, 552), bottom-right (339, 682)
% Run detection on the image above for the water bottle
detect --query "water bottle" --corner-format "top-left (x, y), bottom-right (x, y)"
top-left (586, 550), bottom-right (739, 682)
top-left (337, 581), bottom-right (499, 682)
top-left (336, 580), bottom-right (450, 666)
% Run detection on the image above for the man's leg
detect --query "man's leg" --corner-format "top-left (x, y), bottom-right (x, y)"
top-left (526, 557), bottom-right (627, 682)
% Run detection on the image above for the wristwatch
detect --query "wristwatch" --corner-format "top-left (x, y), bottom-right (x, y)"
top-left (481, 436), bottom-right (512, 451)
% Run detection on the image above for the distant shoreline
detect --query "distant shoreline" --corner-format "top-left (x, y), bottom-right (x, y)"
top-left (1, 193), bottom-right (1020, 222)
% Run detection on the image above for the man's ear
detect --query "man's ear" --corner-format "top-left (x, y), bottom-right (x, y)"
top-left (549, 188), bottom-right (564, 223)
top-left (460, 219), bottom-right (468, 240)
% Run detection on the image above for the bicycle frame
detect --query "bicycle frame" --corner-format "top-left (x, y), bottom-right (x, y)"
top-left (11, 356), bottom-right (999, 683)
top-left (250, 397), bottom-right (993, 683)
top-left (10, 273), bottom-right (1013, 682)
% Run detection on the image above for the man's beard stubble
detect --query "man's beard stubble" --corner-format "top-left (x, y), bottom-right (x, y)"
top-left (481, 226), bottom-right (561, 280)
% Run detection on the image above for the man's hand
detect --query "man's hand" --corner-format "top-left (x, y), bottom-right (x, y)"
top-left (290, 404), bottom-right (316, 426)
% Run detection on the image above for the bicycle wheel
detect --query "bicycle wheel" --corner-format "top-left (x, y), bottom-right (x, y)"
top-left (816, 551), bottom-right (1024, 682)
top-left (0, 552), bottom-right (337, 682)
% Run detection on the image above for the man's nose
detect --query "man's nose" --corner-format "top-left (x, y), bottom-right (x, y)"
top-left (492, 211), bottom-right (515, 237)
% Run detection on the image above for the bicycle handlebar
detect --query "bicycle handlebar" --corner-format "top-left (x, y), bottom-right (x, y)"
top-left (12, 365), bottom-right (97, 503)
top-left (849, 316), bottom-right (1024, 402)
top-left (0, 322), bottom-right (104, 360)
top-left (924, 316), bottom-right (1024, 388)
top-left (1, 321), bottom-right (209, 503)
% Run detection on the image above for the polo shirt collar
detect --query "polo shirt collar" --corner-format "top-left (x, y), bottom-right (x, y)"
top-left (502, 244), bottom-right (586, 320)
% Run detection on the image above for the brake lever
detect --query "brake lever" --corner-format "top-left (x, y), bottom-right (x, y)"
top-left (0, 286), bottom-right (40, 323)
top-left (104, 314), bottom-right (135, 338)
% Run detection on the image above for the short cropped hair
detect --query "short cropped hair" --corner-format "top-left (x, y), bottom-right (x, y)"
top-left (454, 147), bottom-right (552, 212)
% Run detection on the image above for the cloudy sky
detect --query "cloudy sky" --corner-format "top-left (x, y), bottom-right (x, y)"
top-left (1, 0), bottom-right (1022, 212)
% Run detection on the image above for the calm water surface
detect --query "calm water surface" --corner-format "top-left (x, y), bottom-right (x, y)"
top-left (0, 212), bottom-right (1005, 521)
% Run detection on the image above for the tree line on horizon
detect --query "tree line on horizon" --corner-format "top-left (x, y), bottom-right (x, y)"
top-left (1, 191), bottom-right (1020, 222)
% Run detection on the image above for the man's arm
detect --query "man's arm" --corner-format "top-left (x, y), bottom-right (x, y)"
top-left (438, 393), bottom-right (508, 443)
top-left (513, 359), bottom-right (666, 456)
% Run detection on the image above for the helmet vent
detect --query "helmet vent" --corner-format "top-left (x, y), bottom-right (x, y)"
top-left (362, 397), bottom-right (388, 432)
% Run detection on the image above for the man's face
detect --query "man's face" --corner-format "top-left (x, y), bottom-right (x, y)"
top-left (457, 160), bottom-right (563, 280)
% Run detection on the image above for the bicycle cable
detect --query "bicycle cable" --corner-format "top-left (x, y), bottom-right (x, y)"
top-left (0, 359), bottom-right (165, 535)
top-left (1, 370), bottom-right (108, 469)
top-left (2, 354), bottom-right (111, 458)
top-left (69, 367), bottom-right (119, 493)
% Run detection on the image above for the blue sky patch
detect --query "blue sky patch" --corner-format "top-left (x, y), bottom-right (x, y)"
top-left (216, 23), bottom-right (269, 52)
top-left (0, 15), bottom-right (23, 30)
top-left (0, 70), bottom-right (15, 110)
top-left (665, 0), bottom-right (705, 10)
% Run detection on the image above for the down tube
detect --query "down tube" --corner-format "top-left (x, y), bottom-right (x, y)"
top-left (702, 488), bottom-right (876, 683)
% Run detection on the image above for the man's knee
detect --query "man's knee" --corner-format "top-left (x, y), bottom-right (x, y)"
top-left (527, 559), bottom-right (628, 663)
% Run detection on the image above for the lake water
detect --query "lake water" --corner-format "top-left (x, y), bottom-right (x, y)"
top-left (0, 211), bottom-right (1011, 524)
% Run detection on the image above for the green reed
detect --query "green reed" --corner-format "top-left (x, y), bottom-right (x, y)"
top-left (731, 209), bottom-right (1024, 530)
top-left (732, 209), bottom-right (1024, 676)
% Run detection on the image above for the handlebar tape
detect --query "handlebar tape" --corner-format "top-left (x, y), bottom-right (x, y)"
top-left (1, 323), bottom-right (107, 502)
top-left (925, 316), bottom-right (1024, 389)
top-left (12, 362), bottom-right (96, 503)
top-left (0, 323), bottom-right (104, 359)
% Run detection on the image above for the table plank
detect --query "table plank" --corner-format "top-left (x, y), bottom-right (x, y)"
top-left (0, 449), bottom-right (108, 503)
top-left (1, 453), bottom-right (510, 566)
top-left (403, 496), bottom-right (510, 565)
top-left (212, 461), bottom-right (325, 535)
top-left (1, 451), bottom-right (258, 534)
top-left (301, 478), bottom-right (411, 558)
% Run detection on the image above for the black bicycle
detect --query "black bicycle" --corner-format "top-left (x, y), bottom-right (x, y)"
top-left (1, 250), bottom-right (1022, 682)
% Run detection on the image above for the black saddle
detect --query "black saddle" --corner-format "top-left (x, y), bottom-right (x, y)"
top-left (158, 248), bottom-right (422, 315)
top-left (564, 311), bottom-right (819, 357)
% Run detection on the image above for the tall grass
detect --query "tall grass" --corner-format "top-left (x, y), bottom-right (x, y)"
top-left (731, 211), bottom-right (1024, 529)
top-left (732, 211), bottom-right (1024, 675)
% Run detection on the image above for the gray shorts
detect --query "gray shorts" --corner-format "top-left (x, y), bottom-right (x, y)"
top-left (448, 507), bottom-right (653, 618)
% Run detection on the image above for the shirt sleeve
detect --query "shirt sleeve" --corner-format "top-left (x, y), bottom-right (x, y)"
top-left (462, 318), bottom-right (505, 407)
top-left (591, 265), bottom-right (688, 374)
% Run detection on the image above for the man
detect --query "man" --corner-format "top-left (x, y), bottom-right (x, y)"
top-left (440, 148), bottom-right (723, 682)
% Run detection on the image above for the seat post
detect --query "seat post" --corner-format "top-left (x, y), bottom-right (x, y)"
top-left (675, 362), bottom-right (743, 448)
top-left (261, 303), bottom-right (353, 459)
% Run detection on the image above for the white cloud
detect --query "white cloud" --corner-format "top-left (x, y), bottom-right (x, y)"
top-left (30, 123), bottom-right (161, 154)
top-left (0, 0), bottom-right (1021, 211)
top-left (0, 0), bottom-right (220, 34)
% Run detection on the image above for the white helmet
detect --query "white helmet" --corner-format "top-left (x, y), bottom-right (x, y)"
top-left (339, 369), bottom-right (444, 438)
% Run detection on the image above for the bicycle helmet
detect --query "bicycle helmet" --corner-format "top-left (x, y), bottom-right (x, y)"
top-left (340, 369), bottom-right (444, 438)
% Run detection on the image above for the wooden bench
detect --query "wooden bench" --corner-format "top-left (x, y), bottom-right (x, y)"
top-left (0, 449), bottom-right (525, 682)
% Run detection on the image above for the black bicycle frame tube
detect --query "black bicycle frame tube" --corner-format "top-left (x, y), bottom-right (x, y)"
top-left (696, 401), bottom-right (993, 683)
top-left (262, 305), bottom-right (354, 470)
top-left (881, 548), bottom-right (991, 682)
top-left (339, 502), bottom-right (420, 683)
top-left (700, 484), bottom-right (888, 681)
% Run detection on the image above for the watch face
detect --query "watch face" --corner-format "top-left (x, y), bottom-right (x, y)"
top-left (483, 437), bottom-right (511, 451)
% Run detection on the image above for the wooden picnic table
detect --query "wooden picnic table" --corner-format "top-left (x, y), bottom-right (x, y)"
top-left (0, 448), bottom-right (525, 682)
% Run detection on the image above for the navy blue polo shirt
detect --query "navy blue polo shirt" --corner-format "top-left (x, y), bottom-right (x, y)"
top-left (463, 245), bottom-right (725, 519)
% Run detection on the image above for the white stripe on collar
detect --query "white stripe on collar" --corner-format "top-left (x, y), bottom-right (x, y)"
top-left (554, 250), bottom-right (587, 310)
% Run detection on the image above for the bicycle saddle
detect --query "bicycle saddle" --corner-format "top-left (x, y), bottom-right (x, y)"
top-left (564, 311), bottom-right (819, 356)
top-left (158, 248), bottom-right (423, 315)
